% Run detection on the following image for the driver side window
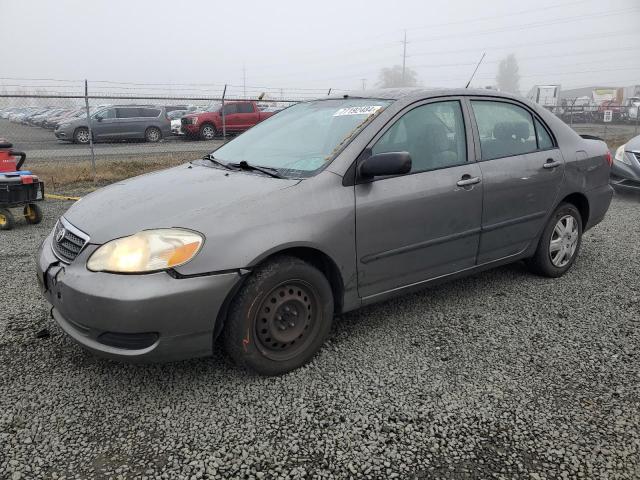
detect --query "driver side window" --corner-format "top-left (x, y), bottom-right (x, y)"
top-left (372, 100), bottom-right (467, 173)
top-left (95, 108), bottom-right (115, 120)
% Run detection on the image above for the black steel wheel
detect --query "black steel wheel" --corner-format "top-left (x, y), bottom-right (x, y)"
top-left (254, 280), bottom-right (321, 362)
top-left (223, 255), bottom-right (334, 375)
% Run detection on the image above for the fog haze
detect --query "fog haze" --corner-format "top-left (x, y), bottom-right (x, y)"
top-left (2, 0), bottom-right (639, 96)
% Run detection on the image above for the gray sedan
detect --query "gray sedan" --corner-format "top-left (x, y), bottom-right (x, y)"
top-left (37, 89), bottom-right (613, 375)
top-left (611, 135), bottom-right (640, 191)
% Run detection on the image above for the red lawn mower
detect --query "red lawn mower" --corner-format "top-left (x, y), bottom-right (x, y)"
top-left (0, 141), bottom-right (44, 230)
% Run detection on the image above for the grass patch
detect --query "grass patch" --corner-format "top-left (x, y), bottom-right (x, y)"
top-left (30, 152), bottom-right (198, 195)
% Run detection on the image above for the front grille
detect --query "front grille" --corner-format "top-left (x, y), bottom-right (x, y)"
top-left (51, 219), bottom-right (89, 263)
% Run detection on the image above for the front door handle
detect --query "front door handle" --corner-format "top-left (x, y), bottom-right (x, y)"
top-left (457, 175), bottom-right (481, 187)
top-left (543, 159), bottom-right (561, 169)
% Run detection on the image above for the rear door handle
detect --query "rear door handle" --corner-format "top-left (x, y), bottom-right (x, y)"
top-left (543, 159), bottom-right (561, 169)
top-left (457, 176), bottom-right (481, 187)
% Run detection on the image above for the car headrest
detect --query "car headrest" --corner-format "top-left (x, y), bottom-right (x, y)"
top-left (493, 121), bottom-right (530, 141)
top-left (426, 121), bottom-right (449, 152)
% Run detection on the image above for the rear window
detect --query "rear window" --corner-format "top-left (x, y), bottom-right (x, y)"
top-left (116, 108), bottom-right (141, 119)
top-left (139, 108), bottom-right (161, 118)
top-left (471, 100), bottom-right (537, 160)
top-left (236, 103), bottom-right (254, 113)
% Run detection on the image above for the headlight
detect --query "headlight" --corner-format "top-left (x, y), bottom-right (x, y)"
top-left (614, 144), bottom-right (631, 165)
top-left (87, 229), bottom-right (203, 273)
top-left (191, 117), bottom-right (198, 125)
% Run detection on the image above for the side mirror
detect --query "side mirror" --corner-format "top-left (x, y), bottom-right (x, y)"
top-left (96, 116), bottom-right (102, 122)
top-left (359, 152), bottom-right (412, 179)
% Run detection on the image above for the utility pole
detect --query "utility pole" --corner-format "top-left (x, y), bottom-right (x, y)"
top-left (361, 78), bottom-right (367, 90)
top-left (401, 29), bottom-right (407, 85)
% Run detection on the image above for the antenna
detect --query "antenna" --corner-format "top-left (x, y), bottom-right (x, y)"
top-left (465, 53), bottom-right (486, 89)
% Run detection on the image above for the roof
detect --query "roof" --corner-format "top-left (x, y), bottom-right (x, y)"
top-left (328, 87), bottom-right (524, 102)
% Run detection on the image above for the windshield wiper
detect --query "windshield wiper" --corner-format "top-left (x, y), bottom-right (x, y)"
top-left (229, 160), bottom-right (285, 179)
top-left (202, 153), bottom-right (234, 170)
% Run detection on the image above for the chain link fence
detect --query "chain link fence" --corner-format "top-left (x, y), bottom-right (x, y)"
top-left (1, 82), bottom-right (638, 193)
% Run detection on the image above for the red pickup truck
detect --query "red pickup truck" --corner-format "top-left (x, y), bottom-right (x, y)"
top-left (181, 101), bottom-right (276, 140)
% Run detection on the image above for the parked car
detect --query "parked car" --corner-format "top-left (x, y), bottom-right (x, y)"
top-left (54, 105), bottom-right (171, 144)
top-left (611, 135), bottom-right (640, 191)
top-left (622, 97), bottom-right (640, 123)
top-left (181, 100), bottom-right (276, 140)
top-left (597, 100), bottom-right (623, 122)
top-left (37, 89), bottom-right (613, 375)
top-left (560, 97), bottom-right (596, 123)
top-left (167, 108), bottom-right (199, 135)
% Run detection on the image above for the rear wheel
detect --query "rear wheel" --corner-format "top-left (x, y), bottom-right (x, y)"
top-left (199, 124), bottom-right (217, 141)
top-left (527, 203), bottom-right (582, 277)
top-left (24, 203), bottom-right (43, 224)
top-left (223, 255), bottom-right (334, 375)
top-left (0, 208), bottom-right (15, 230)
top-left (73, 127), bottom-right (90, 144)
top-left (145, 127), bottom-right (162, 143)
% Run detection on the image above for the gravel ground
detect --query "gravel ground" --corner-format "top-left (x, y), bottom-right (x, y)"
top-left (1, 194), bottom-right (639, 480)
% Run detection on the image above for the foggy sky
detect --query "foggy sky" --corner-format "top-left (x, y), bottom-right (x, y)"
top-left (2, 0), bottom-right (639, 98)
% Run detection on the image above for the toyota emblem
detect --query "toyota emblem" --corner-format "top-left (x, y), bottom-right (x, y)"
top-left (56, 227), bottom-right (66, 243)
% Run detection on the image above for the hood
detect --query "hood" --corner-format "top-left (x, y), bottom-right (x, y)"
top-left (625, 135), bottom-right (640, 152)
top-left (64, 162), bottom-right (300, 244)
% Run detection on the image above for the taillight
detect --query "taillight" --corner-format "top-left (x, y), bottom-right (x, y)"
top-left (605, 151), bottom-right (612, 167)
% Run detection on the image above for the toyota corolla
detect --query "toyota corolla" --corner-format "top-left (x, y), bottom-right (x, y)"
top-left (37, 89), bottom-right (613, 375)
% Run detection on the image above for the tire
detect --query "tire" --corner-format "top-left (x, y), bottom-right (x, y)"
top-left (223, 255), bottom-right (334, 375)
top-left (0, 208), bottom-right (15, 231)
top-left (527, 203), bottom-right (583, 278)
top-left (73, 127), bottom-right (90, 144)
top-left (24, 203), bottom-right (43, 224)
top-left (199, 123), bottom-right (217, 141)
top-left (145, 127), bottom-right (162, 143)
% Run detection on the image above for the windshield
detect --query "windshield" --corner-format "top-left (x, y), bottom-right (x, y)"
top-left (209, 98), bottom-right (391, 177)
top-left (205, 102), bottom-right (222, 112)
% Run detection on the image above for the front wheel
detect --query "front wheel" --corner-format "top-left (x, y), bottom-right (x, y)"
top-left (73, 127), bottom-right (90, 144)
top-left (223, 255), bottom-right (334, 375)
top-left (145, 127), bottom-right (162, 143)
top-left (199, 124), bottom-right (217, 141)
top-left (527, 203), bottom-right (583, 278)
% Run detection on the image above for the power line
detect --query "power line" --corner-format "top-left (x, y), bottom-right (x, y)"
top-left (408, 7), bottom-right (639, 44)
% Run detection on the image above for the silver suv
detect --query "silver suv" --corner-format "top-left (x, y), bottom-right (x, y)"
top-left (54, 105), bottom-right (171, 144)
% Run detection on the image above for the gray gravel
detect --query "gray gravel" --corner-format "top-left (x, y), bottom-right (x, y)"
top-left (1, 193), bottom-right (639, 479)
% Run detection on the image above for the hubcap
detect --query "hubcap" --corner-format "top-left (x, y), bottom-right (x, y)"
top-left (148, 129), bottom-right (160, 141)
top-left (549, 214), bottom-right (579, 267)
top-left (255, 281), bottom-right (319, 360)
top-left (77, 130), bottom-right (89, 142)
top-left (203, 126), bottom-right (214, 139)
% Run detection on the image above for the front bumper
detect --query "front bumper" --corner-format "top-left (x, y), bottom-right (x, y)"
top-left (181, 123), bottom-right (199, 135)
top-left (37, 232), bottom-right (241, 362)
top-left (54, 128), bottom-right (69, 139)
top-left (610, 154), bottom-right (640, 191)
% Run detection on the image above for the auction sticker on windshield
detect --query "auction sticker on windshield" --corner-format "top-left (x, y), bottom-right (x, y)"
top-left (333, 105), bottom-right (383, 116)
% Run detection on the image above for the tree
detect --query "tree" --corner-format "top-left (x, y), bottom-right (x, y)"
top-left (377, 65), bottom-right (418, 88)
top-left (496, 54), bottom-right (520, 94)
